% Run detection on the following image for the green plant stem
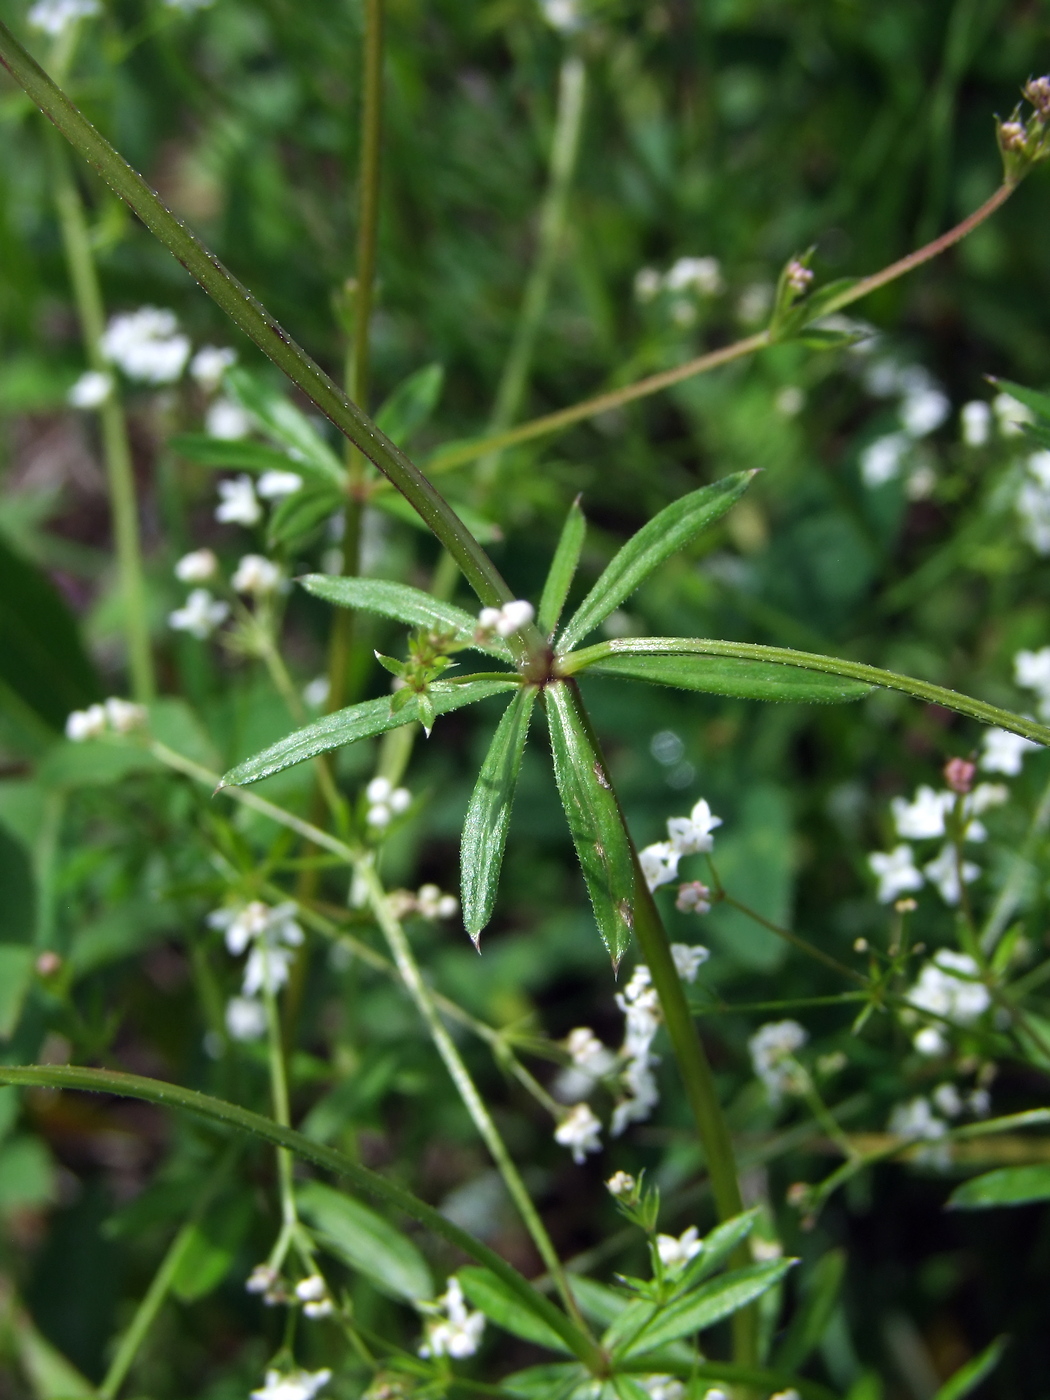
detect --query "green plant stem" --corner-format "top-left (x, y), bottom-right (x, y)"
top-left (0, 23), bottom-right (512, 617)
top-left (97, 1151), bottom-right (236, 1400)
top-left (48, 133), bottom-right (154, 702)
top-left (0, 1063), bottom-right (602, 1371)
top-left (356, 857), bottom-right (590, 1334)
top-left (561, 637), bottom-right (1050, 748)
top-left (714, 886), bottom-right (866, 985)
top-left (261, 947), bottom-right (299, 1240)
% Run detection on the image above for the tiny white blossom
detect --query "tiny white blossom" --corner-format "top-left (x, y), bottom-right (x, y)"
top-left (774, 385), bottom-right (805, 417)
top-left (294, 1275), bottom-right (327, 1302)
top-left (749, 1020), bottom-right (807, 1103)
top-left (635, 268), bottom-right (662, 302)
top-left (169, 588), bottom-right (229, 639)
top-left (68, 369), bottom-right (113, 408)
top-left (993, 392), bottom-right (1034, 437)
top-left (66, 704), bottom-right (107, 741)
top-left (891, 785), bottom-right (952, 840)
top-left (612, 1055), bottom-right (660, 1135)
top-left (888, 1096), bottom-right (947, 1142)
top-left (900, 388), bottom-right (950, 438)
top-left (969, 1087), bottom-right (991, 1117)
top-left (232, 554), bottom-right (281, 596)
top-left (245, 1264), bottom-right (278, 1295)
top-left (933, 1083), bottom-right (963, 1118)
top-left (257, 469), bottom-right (304, 500)
top-left (566, 1027), bottom-right (616, 1077)
top-left (303, 675), bottom-right (330, 709)
top-left (913, 1026), bottom-right (948, 1057)
top-left (980, 726), bottom-right (1039, 775)
top-left (960, 400), bottom-right (991, 446)
top-left (670, 943), bottom-right (709, 982)
top-left (416, 884), bottom-right (458, 920)
top-left (907, 949), bottom-right (989, 1023)
top-left (656, 1226), bottom-right (702, 1272)
top-left (225, 996), bottom-right (267, 1041)
top-left (639, 841), bottom-right (680, 891)
top-left (419, 1278), bottom-right (486, 1359)
top-left (174, 548), bottom-right (218, 583)
top-left (190, 345), bottom-right (236, 391)
top-left (539, 0), bottom-right (583, 32)
top-left (477, 599), bottom-right (535, 638)
top-left (868, 844), bottom-right (924, 903)
top-left (675, 881), bottom-right (711, 915)
top-left (923, 844), bottom-right (979, 906)
top-left (100, 307), bottom-right (190, 384)
top-left (554, 1102), bottom-right (603, 1163)
top-left (665, 256), bottom-right (723, 296)
top-left (206, 398), bottom-right (252, 440)
top-left (1016, 452), bottom-right (1050, 553)
top-left (606, 1170), bottom-right (636, 1197)
top-left (1015, 646), bottom-right (1050, 714)
top-left (250, 1369), bottom-right (332, 1400)
top-left (667, 797), bottom-right (722, 855)
top-left (639, 1378), bottom-right (685, 1400)
top-left (242, 945), bottom-right (294, 996)
top-left (104, 697), bottom-right (147, 733)
top-left (27, 0), bottom-right (100, 36)
top-left (366, 777), bottom-right (393, 803)
top-left (216, 475), bottom-right (262, 526)
top-left (860, 432), bottom-right (909, 487)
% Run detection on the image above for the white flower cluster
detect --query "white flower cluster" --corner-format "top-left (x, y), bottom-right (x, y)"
top-left (476, 600), bottom-right (534, 638)
top-left (418, 1277), bottom-right (485, 1359)
top-left (748, 1019), bottom-right (807, 1104)
top-left (365, 777), bottom-right (412, 827)
top-left (1015, 451), bottom-right (1050, 554)
top-left (27, 0), bottom-right (99, 36)
top-left (868, 778), bottom-right (1007, 906)
top-left (859, 362), bottom-right (950, 494)
top-left (294, 1273), bottom-right (335, 1320)
top-left (100, 307), bottom-right (191, 385)
top-left (640, 797), bottom-right (722, 893)
top-left (635, 257), bottom-right (724, 328)
top-left (250, 1369), bottom-right (331, 1400)
top-left (388, 883), bottom-right (459, 921)
top-left (216, 475), bottom-right (262, 526)
top-left (612, 965), bottom-right (661, 1136)
top-left (169, 549), bottom-right (227, 639)
top-left (208, 900), bottom-right (304, 1039)
top-left (65, 697), bottom-right (146, 741)
top-left (554, 1101), bottom-right (603, 1163)
top-left (905, 949), bottom-right (990, 1057)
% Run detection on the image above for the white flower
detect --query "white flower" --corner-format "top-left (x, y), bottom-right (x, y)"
top-left (169, 588), bottom-right (229, 639)
top-left (554, 1102), bottom-right (603, 1163)
top-left (100, 307), bottom-right (190, 384)
top-left (65, 704), bottom-right (107, 741)
top-left (538, 0), bottom-right (583, 32)
top-left (190, 345), bottom-right (236, 391)
top-left (774, 386), bottom-right (805, 417)
top-left (174, 548), bottom-right (218, 583)
top-left (477, 599), bottom-right (535, 638)
top-left (242, 945), bottom-right (294, 996)
top-left (206, 398), bottom-right (252, 440)
top-left (907, 949), bottom-right (989, 1023)
top-left (868, 844), bottom-right (924, 903)
top-left (611, 1055), bottom-right (660, 1135)
top-left (419, 1278), bottom-right (486, 1359)
top-left (216, 475), bottom-right (262, 526)
top-left (211, 901), bottom-right (304, 996)
top-left (68, 369), bottom-right (113, 408)
top-left (416, 884), bottom-right (458, 920)
top-left (961, 400), bottom-right (991, 446)
top-left (667, 797), bottom-right (722, 855)
top-left (888, 1096), bottom-right (947, 1142)
top-left (969, 1087), bottom-right (991, 1117)
top-left (968, 782), bottom-right (1008, 815)
top-left (640, 1378), bottom-right (685, 1400)
top-left (933, 1083), bottom-right (963, 1118)
top-left (366, 779), bottom-right (411, 827)
top-left (639, 841), bottom-right (680, 891)
top-left (675, 882), bottom-right (711, 915)
top-left (922, 844), bottom-right (979, 906)
top-left (225, 996), bottom-right (267, 1041)
top-left (566, 1027), bottom-right (616, 1077)
top-left (1015, 646), bottom-right (1050, 714)
top-left (104, 697), bottom-right (147, 733)
top-left (1016, 453), bottom-right (1050, 554)
top-left (860, 432), bottom-right (909, 487)
top-left (993, 392), bottom-right (1034, 436)
top-left (749, 1020), bottom-right (807, 1103)
top-left (900, 388), bottom-right (950, 438)
top-left (913, 1026), bottom-right (948, 1057)
top-left (27, 0), bottom-right (100, 36)
top-left (606, 1170), bottom-right (636, 1198)
top-left (670, 943), bottom-right (709, 982)
top-left (232, 554), bottom-right (281, 596)
top-left (635, 268), bottom-right (662, 302)
top-left (981, 726), bottom-right (1039, 775)
top-left (303, 675), bottom-right (330, 709)
top-left (656, 1226), bottom-right (703, 1272)
top-left (616, 966), bottom-right (661, 1058)
top-left (891, 785), bottom-right (952, 840)
top-left (257, 469), bottom-right (303, 500)
top-left (665, 256), bottom-right (723, 296)
top-left (250, 1369), bottom-right (331, 1400)
top-left (295, 1275), bottom-right (331, 1314)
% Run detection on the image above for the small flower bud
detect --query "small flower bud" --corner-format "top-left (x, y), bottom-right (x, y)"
top-left (786, 1181), bottom-right (810, 1208)
top-left (999, 120), bottom-right (1026, 152)
top-left (295, 1275), bottom-right (327, 1302)
top-left (944, 756), bottom-right (976, 794)
top-left (605, 1170), bottom-right (636, 1198)
top-left (853, 937), bottom-right (868, 953)
top-left (246, 1264), bottom-right (278, 1294)
top-left (35, 951), bottom-right (62, 976)
top-left (1024, 76), bottom-right (1050, 118)
top-left (785, 260), bottom-right (813, 295)
top-left (894, 897), bottom-right (917, 913)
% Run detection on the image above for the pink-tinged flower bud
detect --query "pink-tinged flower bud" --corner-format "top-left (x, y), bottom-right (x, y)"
top-left (35, 951), bottom-right (62, 976)
top-left (944, 756), bottom-right (976, 794)
top-left (1024, 76), bottom-right (1050, 118)
top-left (999, 120), bottom-right (1026, 152)
top-left (785, 260), bottom-right (813, 295)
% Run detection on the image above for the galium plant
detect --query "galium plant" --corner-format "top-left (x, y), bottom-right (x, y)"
top-left (1, 1), bottom-right (1050, 1397)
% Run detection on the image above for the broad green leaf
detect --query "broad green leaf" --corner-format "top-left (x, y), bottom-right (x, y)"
top-left (267, 484), bottom-right (343, 550)
top-left (501, 1363), bottom-right (587, 1400)
top-left (461, 686), bottom-right (538, 942)
top-left (614, 1259), bottom-right (796, 1358)
top-left (170, 433), bottom-right (315, 478)
top-left (948, 1165), bottom-right (1050, 1209)
top-left (676, 1208), bottom-right (761, 1293)
top-left (0, 947), bottom-right (35, 1039)
top-left (991, 377), bottom-right (1050, 425)
top-left (773, 1247), bottom-right (846, 1371)
top-left (299, 1179), bottom-right (433, 1302)
top-left (557, 473), bottom-right (754, 652)
top-left (299, 574), bottom-right (509, 658)
top-left (219, 677), bottom-right (518, 788)
top-left (374, 363), bottom-right (444, 447)
top-left (171, 1195), bottom-right (253, 1301)
top-left (458, 1267), bottom-right (573, 1353)
top-left (932, 1337), bottom-right (1007, 1400)
top-left (225, 367), bottom-right (346, 485)
top-left (545, 680), bottom-right (635, 966)
top-left (539, 497), bottom-right (586, 636)
top-left (584, 651), bottom-right (871, 704)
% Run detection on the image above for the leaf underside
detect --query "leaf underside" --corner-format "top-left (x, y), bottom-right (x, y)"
top-left (219, 677), bottom-right (518, 788)
top-left (587, 652), bottom-right (872, 703)
top-left (544, 680), bottom-right (635, 967)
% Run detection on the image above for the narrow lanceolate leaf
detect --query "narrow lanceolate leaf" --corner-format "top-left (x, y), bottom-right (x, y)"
top-left (584, 651), bottom-right (871, 704)
top-left (461, 686), bottom-right (538, 943)
top-left (557, 472), bottom-right (754, 652)
top-left (298, 1179), bottom-right (433, 1302)
top-left (374, 363), bottom-right (444, 448)
top-left (545, 680), bottom-right (635, 967)
top-left (931, 1337), bottom-right (1008, 1400)
top-left (225, 367), bottom-right (346, 485)
top-left (990, 377), bottom-right (1050, 425)
top-left (676, 1208), bottom-right (761, 1293)
top-left (299, 575), bottom-right (510, 659)
top-left (614, 1259), bottom-right (796, 1359)
top-left (170, 434), bottom-right (321, 479)
top-left (459, 1267), bottom-right (574, 1353)
top-left (561, 638), bottom-right (1050, 748)
top-left (539, 497), bottom-right (587, 636)
top-left (947, 1165), bottom-right (1050, 1209)
top-left (219, 678), bottom-right (518, 789)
